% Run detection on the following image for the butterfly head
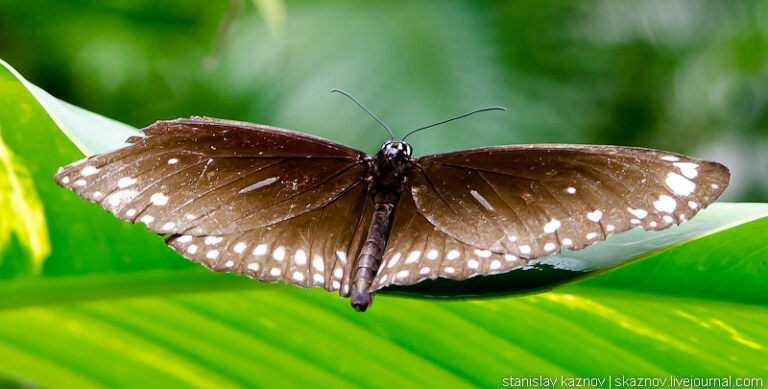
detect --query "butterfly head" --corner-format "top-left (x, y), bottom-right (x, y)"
top-left (380, 140), bottom-right (412, 157)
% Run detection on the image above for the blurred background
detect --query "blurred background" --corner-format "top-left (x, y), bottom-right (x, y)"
top-left (1, 0), bottom-right (766, 201)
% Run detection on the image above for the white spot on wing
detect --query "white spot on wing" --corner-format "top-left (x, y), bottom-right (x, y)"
top-left (187, 244), bottom-right (198, 254)
top-left (446, 250), bottom-right (460, 260)
top-left (205, 236), bottom-right (223, 245)
top-left (312, 256), bottom-right (325, 271)
top-left (654, 195), bottom-right (677, 213)
top-left (225, 260), bottom-right (234, 268)
top-left (239, 177), bottom-right (278, 194)
top-left (233, 242), bottom-right (247, 253)
top-left (270, 268), bottom-right (281, 276)
top-left (117, 177), bottom-right (136, 189)
top-left (566, 187), bottom-right (576, 194)
top-left (562, 238), bottom-right (573, 246)
top-left (661, 155), bottom-right (680, 161)
top-left (543, 219), bottom-right (561, 233)
top-left (295, 250), bottom-right (307, 265)
top-left (247, 263), bottom-right (260, 271)
top-left (587, 210), bottom-right (603, 222)
top-left (420, 267), bottom-right (431, 275)
top-left (273, 247), bottom-right (286, 261)
top-left (81, 166), bottom-right (100, 176)
top-left (474, 249), bottom-right (492, 258)
top-left (467, 259), bottom-right (479, 269)
top-left (396, 270), bottom-right (409, 279)
top-left (178, 235), bottom-right (193, 243)
top-left (313, 274), bottom-right (324, 283)
top-left (161, 222), bottom-right (175, 231)
top-left (387, 253), bottom-right (401, 268)
top-left (427, 249), bottom-right (439, 260)
top-left (405, 251), bottom-right (421, 264)
top-left (519, 245), bottom-right (531, 255)
top-left (504, 254), bottom-right (517, 262)
top-left (253, 244), bottom-right (268, 256)
top-left (61, 176), bottom-right (70, 184)
top-left (126, 209), bottom-right (136, 217)
top-left (688, 201), bottom-right (698, 209)
top-left (336, 251), bottom-right (347, 264)
top-left (332, 280), bottom-right (340, 289)
top-left (206, 250), bottom-right (219, 259)
top-left (666, 172), bottom-right (696, 196)
top-left (586, 232), bottom-right (598, 240)
top-left (140, 215), bottom-right (155, 225)
top-left (150, 192), bottom-right (169, 206)
top-left (663, 215), bottom-right (675, 224)
top-left (167, 158), bottom-right (179, 165)
top-left (444, 267), bottom-right (455, 274)
top-left (606, 224), bottom-right (615, 232)
top-left (333, 268), bottom-right (343, 279)
top-left (544, 242), bottom-right (556, 252)
top-left (490, 260), bottom-right (501, 270)
top-left (75, 179), bottom-right (87, 186)
top-left (673, 162), bottom-right (699, 179)
top-left (470, 190), bottom-right (494, 211)
top-left (293, 272), bottom-right (305, 281)
top-left (628, 208), bottom-right (648, 219)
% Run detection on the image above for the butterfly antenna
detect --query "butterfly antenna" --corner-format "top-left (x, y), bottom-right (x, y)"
top-left (330, 88), bottom-right (395, 140)
top-left (401, 106), bottom-right (506, 141)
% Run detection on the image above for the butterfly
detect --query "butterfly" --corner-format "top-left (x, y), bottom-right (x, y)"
top-left (54, 89), bottom-right (730, 311)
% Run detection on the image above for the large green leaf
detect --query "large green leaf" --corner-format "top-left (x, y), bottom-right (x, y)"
top-left (1, 59), bottom-right (767, 387)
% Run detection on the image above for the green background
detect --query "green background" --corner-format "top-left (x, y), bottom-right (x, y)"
top-left (0, 1), bottom-right (767, 387)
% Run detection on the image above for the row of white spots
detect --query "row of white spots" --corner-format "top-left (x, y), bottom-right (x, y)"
top-left (470, 190), bottom-right (494, 211)
top-left (239, 177), bottom-right (278, 194)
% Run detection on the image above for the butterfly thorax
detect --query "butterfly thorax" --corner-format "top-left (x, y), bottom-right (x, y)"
top-left (369, 141), bottom-right (413, 201)
top-left (351, 140), bottom-right (413, 311)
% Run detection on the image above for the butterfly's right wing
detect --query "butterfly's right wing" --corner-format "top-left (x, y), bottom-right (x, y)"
top-left (55, 117), bottom-right (373, 293)
top-left (374, 144), bottom-right (729, 288)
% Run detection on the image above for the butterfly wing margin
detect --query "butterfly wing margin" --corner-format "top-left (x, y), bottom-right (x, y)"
top-left (54, 118), bottom-right (370, 236)
top-left (405, 144), bottom-right (729, 261)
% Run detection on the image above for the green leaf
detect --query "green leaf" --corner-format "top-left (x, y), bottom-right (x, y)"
top-left (1, 58), bottom-right (767, 386)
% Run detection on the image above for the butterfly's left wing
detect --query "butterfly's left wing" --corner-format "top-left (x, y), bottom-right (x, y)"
top-left (55, 117), bottom-right (373, 294)
top-left (375, 144), bottom-right (729, 287)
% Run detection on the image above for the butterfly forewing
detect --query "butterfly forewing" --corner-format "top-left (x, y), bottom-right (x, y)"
top-left (55, 118), bottom-right (368, 235)
top-left (408, 145), bottom-right (729, 261)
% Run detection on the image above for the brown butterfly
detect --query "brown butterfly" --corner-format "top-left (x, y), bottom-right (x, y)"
top-left (54, 89), bottom-right (729, 311)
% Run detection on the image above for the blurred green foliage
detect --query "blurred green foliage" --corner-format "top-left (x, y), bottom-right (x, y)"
top-left (1, 1), bottom-right (766, 201)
